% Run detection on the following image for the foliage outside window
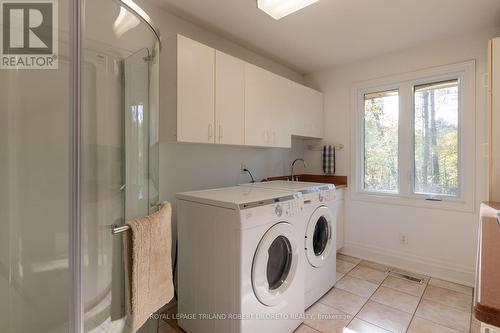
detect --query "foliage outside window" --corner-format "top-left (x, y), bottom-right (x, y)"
top-left (364, 90), bottom-right (399, 193)
top-left (414, 80), bottom-right (459, 197)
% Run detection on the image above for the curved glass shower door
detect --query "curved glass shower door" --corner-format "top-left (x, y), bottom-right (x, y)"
top-left (0, 0), bottom-right (161, 331)
top-left (82, 1), bottom-right (160, 332)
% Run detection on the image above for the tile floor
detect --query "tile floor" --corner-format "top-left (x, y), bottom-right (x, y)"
top-left (159, 254), bottom-right (475, 333)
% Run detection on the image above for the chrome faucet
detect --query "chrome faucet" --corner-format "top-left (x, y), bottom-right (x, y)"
top-left (290, 158), bottom-right (307, 181)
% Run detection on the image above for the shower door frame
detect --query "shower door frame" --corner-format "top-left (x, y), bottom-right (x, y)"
top-left (68, 1), bottom-right (162, 332)
top-left (69, 0), bottom-right (84, 331)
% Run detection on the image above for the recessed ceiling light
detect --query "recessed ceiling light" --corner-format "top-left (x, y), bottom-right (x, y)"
top-left (257, 0), bottom-right (319, 20)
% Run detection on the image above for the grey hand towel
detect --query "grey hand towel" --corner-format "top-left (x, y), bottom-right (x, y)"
top-left (323, 145), bottom-right (336, 175)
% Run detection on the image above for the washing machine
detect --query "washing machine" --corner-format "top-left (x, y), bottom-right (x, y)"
top-left (176, 186), bottom-right (305, 333)
top-left (240, 181), bottom-right (337, 309)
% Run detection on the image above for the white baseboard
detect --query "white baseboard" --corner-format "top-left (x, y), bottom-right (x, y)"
top-left (341, 241), bottom-right (475, 287)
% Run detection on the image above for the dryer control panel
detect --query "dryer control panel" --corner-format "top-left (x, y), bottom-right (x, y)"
top-left (302, 188), bottom-right (336, 207)
top-left (320, 189), bottom-right (335, 202)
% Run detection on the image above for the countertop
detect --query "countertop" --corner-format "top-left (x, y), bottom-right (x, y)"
top-left (266, 174), bottom-right (348, 188)
top-left (474, 202), bottom-right (500, 327)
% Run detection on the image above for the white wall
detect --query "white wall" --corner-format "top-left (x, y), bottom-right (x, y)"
top-left (304, 28), bottom-right (500, 285)
top-left (132, 1), bottom-right (309, 218)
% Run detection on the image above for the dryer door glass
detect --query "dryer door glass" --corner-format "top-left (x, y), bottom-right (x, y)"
top-left (306, 206), bottom-right (336, 267)
top-left (267, 236), bottom-right (292, 290)
top-left (313, 216), bottom-right (330, 256)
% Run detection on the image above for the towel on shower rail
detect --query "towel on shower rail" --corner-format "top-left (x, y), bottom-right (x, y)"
top-left (323, 145), bottom-right (336, 175)
top-left (123, 202), bottom-right (174, 332)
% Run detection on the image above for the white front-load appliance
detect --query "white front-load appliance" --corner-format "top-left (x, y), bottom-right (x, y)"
top-left (176, 186), bottom-right (305, 333)
top-left (240, 181), bottom-right (337, 309)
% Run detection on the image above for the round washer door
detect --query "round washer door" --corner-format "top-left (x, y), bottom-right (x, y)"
top-left (305, 206), bottom-right (335, 268)
top-left (252, 222), bottom-right (299, 306)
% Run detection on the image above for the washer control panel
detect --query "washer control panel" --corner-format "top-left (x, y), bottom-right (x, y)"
top-left (277, 198), bottom-right (303, 217)
top-left (242, 195), bottom-right (304, 225)
top-left (275, 204), bottom-right (283, 217)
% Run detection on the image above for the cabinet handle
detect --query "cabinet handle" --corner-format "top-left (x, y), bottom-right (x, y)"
top-left (208, 124), bottom-right (213, 141)
top-left (272, 132), bottom-right (276, 144)
top-left (219, 124), bottom-right (223, 140)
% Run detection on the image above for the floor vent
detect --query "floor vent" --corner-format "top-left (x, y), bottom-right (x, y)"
top-left (387, 269), bottom-right (426, 284)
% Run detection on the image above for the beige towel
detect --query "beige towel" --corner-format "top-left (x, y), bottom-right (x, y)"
top-left (123, 202), bottom-right (174, 332)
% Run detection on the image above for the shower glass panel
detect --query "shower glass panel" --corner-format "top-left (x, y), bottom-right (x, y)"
top-left (82, 1), bottom-right (160, 332)
top-left (125, 48), bottom-right (152, 220)
top-left (0, 1), bottom-right (71, 332)
top-left (0, 0), bottom-right (160, 331)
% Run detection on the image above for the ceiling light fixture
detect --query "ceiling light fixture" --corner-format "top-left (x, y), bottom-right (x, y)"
top-left (257, 0), bottom-right (319, 20)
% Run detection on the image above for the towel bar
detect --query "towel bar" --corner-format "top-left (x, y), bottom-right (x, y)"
top-left (111, 224), bottom-right (130, 234)
top-left (111, 202), bottom-right (162, 234)
top-left (308, 143), bottom-right (344, 151)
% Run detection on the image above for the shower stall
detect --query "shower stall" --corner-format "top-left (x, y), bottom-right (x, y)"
top-left (0, 0), bottom-right (161, 332)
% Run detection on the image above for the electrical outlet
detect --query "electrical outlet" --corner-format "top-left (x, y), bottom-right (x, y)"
top-left (240, 163), bottom-right (247, 174)
top-left (400, 233), bottom-right (408, 245)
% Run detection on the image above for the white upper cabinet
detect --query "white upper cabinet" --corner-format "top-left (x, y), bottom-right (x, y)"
top-left (173, 34), bottom-right (323, 148)
top-left (305, 87), bottom-right (324, 138)
top-left (177, 35), bottom-right (215, 144)
top-left (289, 81), bottom-right (324, 138)
top-left (244, 64), bottom-right (294, 148)
top-left (215, 51), bottom-right (245, 145)
top-left (269, 74), bottom-right (293, 148)
top-left (245, 63), bottom-right (274, 147)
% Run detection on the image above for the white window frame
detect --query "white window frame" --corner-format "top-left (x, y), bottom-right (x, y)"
top-left (350, 61), bottom-right (476, 212)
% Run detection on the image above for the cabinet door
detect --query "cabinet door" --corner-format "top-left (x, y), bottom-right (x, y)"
top-left (491, 38), bottom-right (500, 201)
top-left (288, 81), bottom-right (304, 136)
top-left (244, 63), bottom-right (273, 147)
top-left (289, 82), bottom-right (324, 139)
top-left (177, 35), bottom-right (215, 143)
top-left (270, 74), bottom-right (292, 148)
top-left (215, 51), bottom-right (245, 145)
top-left (305, 87), bottom-right (324, 138)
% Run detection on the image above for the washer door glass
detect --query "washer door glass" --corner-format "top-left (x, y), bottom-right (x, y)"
top-left (267, 235), bottom-right (292, 290)
top-left (252, 222), bottom-right (299, 306)
top-left (305, 206), bottom-right (335, 268)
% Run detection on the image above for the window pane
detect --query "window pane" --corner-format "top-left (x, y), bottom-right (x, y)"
top-left (364, 89), bottom-right (399, 192)
top-left (414, 79), bottom-right (459, 196)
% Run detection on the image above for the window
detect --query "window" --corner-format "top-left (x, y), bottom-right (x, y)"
top-left (364, 90), bottom-right (399, 193)
top-left (414, 80), bottom-right (459, 196)
top-left (353, 61), bottom-right (475, 210)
